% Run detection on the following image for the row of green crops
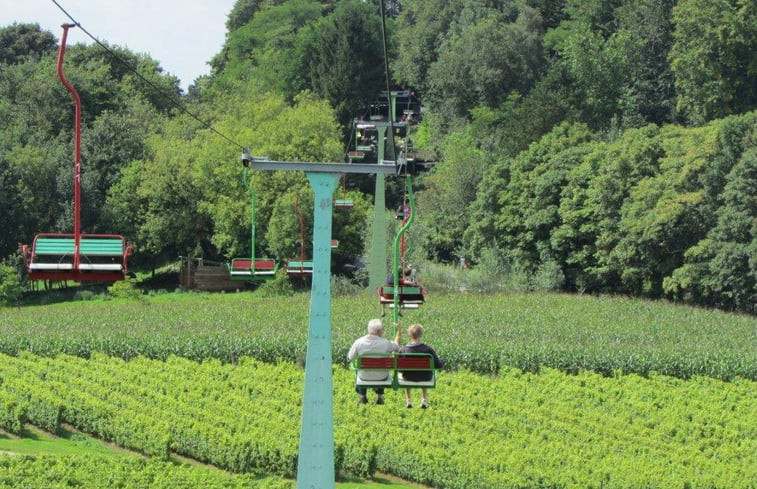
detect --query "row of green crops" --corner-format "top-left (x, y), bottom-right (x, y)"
top-left (0, 454), bottom-right (292, 489)
top-left (1, 292), bottom-right (755, 380)
top-left (1, 352), bottom-right (755, 489)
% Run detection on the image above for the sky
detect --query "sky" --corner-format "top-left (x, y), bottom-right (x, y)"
top-left (0, 0), bottom-right (238, 91)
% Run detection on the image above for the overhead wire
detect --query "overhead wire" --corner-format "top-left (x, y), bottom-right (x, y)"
top-left (377, 0), bottom-right (402, 174)
top-left (50, 0), bottom-right (245, 151)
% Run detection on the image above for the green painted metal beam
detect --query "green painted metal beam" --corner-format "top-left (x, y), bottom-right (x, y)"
top-left (296, 172), bottom-right (339, 489)
top-left (392, 173), bottom-right (414, 325)
top-left (369, 125), bottom-right (389, 292)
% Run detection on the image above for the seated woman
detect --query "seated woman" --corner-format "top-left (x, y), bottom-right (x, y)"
top-left (400, 324), bottom-right (444, 409)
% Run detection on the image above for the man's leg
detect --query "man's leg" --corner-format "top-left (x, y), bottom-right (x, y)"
top-left (355, 386), bottom-right (368, 405)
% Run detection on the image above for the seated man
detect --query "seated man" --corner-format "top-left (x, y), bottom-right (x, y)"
top-left (347, 318), bottom-right (401, 405)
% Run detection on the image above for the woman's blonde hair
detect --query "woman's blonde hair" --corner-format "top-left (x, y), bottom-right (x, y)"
top-left (407, 324), bottom-right (424, 341)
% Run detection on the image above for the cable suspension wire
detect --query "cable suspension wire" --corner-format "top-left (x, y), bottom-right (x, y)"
top-left (50, 0), bottom-right (245, 150)
top-left (377, 0), bottom-right (400, 173)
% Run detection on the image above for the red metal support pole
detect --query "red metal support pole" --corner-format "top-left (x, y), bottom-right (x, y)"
top-left (57, 23), bottom-right (82, 271)
top-left (295, 193), bottom-right (306, 264)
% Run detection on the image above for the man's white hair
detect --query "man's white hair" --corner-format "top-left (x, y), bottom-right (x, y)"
top-left (367, 318), bottom-right (384, 334)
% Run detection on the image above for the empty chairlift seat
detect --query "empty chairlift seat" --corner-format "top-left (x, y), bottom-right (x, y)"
top-left (21, 233), bottom-right (131, 281)
top-left (228, 258), bottom-right (278, 280)
top-left (286, 260), bottom-right (314, 277)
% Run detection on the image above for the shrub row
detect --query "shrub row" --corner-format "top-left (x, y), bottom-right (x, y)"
top-left (0, 454), bottom-right (292, 489)
top-left (1, 352), bottom-right (755, 488)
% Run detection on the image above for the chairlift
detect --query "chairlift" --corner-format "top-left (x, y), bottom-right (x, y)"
top-left (334, 175), bottom-right (354, 209)
top-left (351, 352), bottom-right (437, 390)
top-left (19, 24), bottom-right (132, 283)
top-left (286, 193), bottom-right (314, 277)
top-left (377, 172), bottom-right (426, 315)
top-left (227, 153), bottom-right (279, 281)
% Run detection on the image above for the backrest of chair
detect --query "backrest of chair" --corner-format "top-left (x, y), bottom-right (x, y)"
top-left (79, 238), bottom-right (124, 256)
top-left (34, 237), bottom-right (75, 255)
top-left (358, 355), bottom-right (395, 370)
top-left (34, 236), bottom-right (125, 257)
top-left (254, 259), bottom-right (276, 270)
top-left (396, 354), bottom-right (433, 370)
top-left (232, 259), bottom-right (253, 270)
top-left (287, 261), bottom-right (314, 271)
top-left (399, 285), bottom-right (422, 295)
top-left (381, 285), bottom-right (423, 296)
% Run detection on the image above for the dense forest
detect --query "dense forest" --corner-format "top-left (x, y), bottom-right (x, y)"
top-left (0, 0), bottom-right (755, 313)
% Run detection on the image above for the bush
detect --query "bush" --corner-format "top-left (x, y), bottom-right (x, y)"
top-left (331, 274), bottom-right (362, 296)
top-left (74, 290), bottom-right (97, 301)
top-left (107, 279), bottom-right (142, 299)
top-left (0, 263), bottom-right (23, 307)
top-left (257, 270), bottom-right (294, 297)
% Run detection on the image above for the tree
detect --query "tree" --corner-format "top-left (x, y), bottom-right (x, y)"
top-left (543, 0), bottom-right (676, 130)
top-left (391, 0), bottom-right (465, 96)
top-left (416, 126), bottom-right (490, 262)
top-left (664, 116), bottom-right (757, 311)
top-left (609, 123), bottom-right (721, 296)
top-left (613, 0), bottom-right (676, 126)
top-left (227, 0), bottom-right (269, 31)
top-left (210, 0), bottom-right (323, 98)
top-left (81, 99), bottom-right (162, 234)
top-left (0, 23), bottom-right (56, 65)
top-left (465, 122), bottom-right (594, 269)
top-left (424, 4), bottom-right (544, 123)
top-left (0, 144), bottom-right (64, 257)
top-left (670, 0), bottom-right (757, 123)
top-left (301, 0), bottom-right (386, 128)
top-left (553, 124), bottom-right (663, 291)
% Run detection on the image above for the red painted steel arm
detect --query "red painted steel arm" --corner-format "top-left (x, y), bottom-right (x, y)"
top-left (57, 23), bottom-right (82, 270)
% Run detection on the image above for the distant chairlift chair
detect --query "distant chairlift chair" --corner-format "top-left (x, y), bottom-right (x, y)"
top-left (228, 151), bottom-right (278, 282)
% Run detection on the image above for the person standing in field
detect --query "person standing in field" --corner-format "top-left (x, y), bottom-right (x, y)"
top-left (400, 323), bottom-right (444, 409)
top-left (347, 318), bottom-right (401, 405)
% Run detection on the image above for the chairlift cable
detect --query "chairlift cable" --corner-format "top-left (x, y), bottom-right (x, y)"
top-left (377, 0), bottom-right (398, 173)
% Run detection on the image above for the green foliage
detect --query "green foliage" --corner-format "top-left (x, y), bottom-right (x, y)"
top-left (0, 352), bottom-right (754, 488)
top-left (0, 454), bottom-right (292, 489)
top-left (554, 124), bottom-right (664, 291)
top-left (0, 292), bottom-right (754, 381)
top-left (416, 127), bottom-right (490, 262)
top-left (548, 0), bottom-right (675, 129)
top-left (257, 269), bottom-right (295, 298)
top-left (0, 23), bottom-right (56, 65)
top-left (466, 111), bottom-right (756, 311)
top-left (670, 0), bottom-right (757, 123)
top-left (466, 121), bottom-right (595, 269)
top-left (0, 263), bottom-right (22, 307)
top-left (107, 279), bottom-right (142, 300)
top-left (665, 134), bottom-right (757, 310)
top-left (0, 391), bottom-right (27, 435)
top-left (425, 4), bottom-right (544, 121)
top-left (212, 0), bottom-right (323, 98)
top-left (300, 0), bottom-right (386, 127)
